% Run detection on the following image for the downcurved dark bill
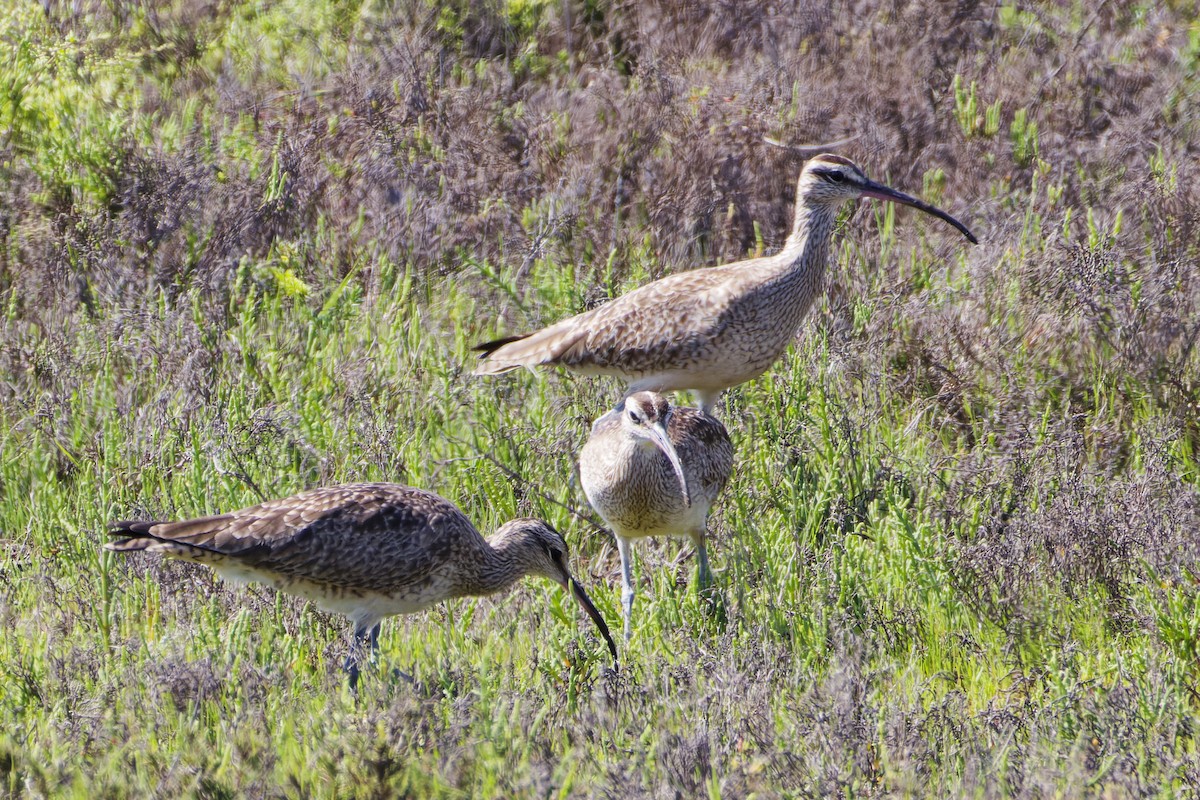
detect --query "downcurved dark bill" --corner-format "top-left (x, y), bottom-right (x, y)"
top-left (859, 180), bottom-right (978, 244)
top-left (570, 577), bottom-right (619, 662)
top-left (644, 418), bottom-right (692, 508)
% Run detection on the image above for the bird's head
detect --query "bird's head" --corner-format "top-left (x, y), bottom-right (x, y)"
top-left (618, 392), bottom-right (691, 508)
top-left (493, 518), bottom-right (618, 661)
top-left (796, 154), bottom-right (977, 244)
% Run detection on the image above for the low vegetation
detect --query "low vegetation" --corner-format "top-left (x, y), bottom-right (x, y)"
top-left (2, 0), bottom-right (1199, 796)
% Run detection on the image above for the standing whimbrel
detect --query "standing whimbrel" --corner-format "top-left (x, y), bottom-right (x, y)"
top-left (579, 392), bottom-right (733, 640)
top-left (105, 483), bottom-right (618, 687)
top-left (475, 155), bottom-right (977, 413)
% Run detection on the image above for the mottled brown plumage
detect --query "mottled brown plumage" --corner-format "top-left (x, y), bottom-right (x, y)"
top-left (579, 393), bottom-right (733, 639)
top-left (106, 483), bottom-right (617, 686)
top-left (475, 154), bottom-right (977, 414)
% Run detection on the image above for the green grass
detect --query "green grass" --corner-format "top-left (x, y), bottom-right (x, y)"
top-left (2, 0), bottom-right (1200, 796)
top-left (3, 247), bottom-right (1197, 795)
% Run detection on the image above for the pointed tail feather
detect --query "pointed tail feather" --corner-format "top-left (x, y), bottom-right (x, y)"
top-left (473, 334), bottom-right (532, 375)
top-left (105, 514), bottom-right (238, 555)
top-left (473, 321), bottom-right (586, 375)
top-left (105, 516), bottom-right (267, 579)
top-left (473, 333), bottom-right (531, 356)
top-left (105, 520), bottom-right (166, 551)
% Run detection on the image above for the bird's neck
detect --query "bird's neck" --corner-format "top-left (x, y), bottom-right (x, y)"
top-left (745, 199), bottom-right (840, 319)
top-left (779, 200), bottom-right (840, 269)
top-left (475, 534), bottom-right (531, 595)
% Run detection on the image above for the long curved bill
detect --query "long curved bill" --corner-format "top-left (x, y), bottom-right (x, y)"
top-left (645, 420), bottom-right (691, 508)
top-left (859, 180), bottom-right (978, 244)
top-left (569, 577), bottom-right (619, 662)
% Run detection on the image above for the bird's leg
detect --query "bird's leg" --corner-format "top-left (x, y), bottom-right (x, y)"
top-left (694, 390), bottom-right (721, 418)
top-left (617, 536), bottom-right (636, 642)
top-left (366, 624), bottom-right (416, 686)
top-left (348, 623), bottom-right (413, 689)
top-left (694, 529), bottom-right (713, 593)
top-left (693, 528), bottom-right (725, 628)
top-left (345, 623), bottom-right (376, 692)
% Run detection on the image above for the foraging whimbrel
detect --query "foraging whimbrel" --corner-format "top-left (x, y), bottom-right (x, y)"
top-left (475, 155), bottom-right (977, 414)
top-left (105, 483), bottom-right (618, 687)
top-left (579, 392), bottom-right (733, 640)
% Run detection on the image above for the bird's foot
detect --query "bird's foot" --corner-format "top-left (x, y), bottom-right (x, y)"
top-left (697, 582), bottom-right (727, 631)
top-left (345, 659), bottom-right (363, 695)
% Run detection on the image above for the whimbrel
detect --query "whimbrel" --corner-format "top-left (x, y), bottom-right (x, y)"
top-left (579, 392), bottom-right (733, 640)
top-left (475, 155), bottom-right (977, 414)
top-left (105, 483), bottom-right (618, 687)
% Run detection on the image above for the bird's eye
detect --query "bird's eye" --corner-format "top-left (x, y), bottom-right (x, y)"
top-left (825, 172), bottom-right (845, 184)
top-left (628, 411), bottom-right (643, 424)
top-left (549, 547), bottom-right (564, 563)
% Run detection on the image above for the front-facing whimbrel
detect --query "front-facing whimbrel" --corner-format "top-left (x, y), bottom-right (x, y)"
top-left (105, 483), bottom-right (618, 687)
top-left (475, 155), bottom-right (977, 414)
top-left (579, 392), bottom-right (733, 640)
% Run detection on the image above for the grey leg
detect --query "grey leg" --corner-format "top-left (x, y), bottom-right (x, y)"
top-left (695, 390), bottom-right (720, 417)
top-left (694, 529), bottom-right (713, 592)
top-left (617, 535), bottom-right (636, 642)
top-left (693, 529), bottom-right (725, 627)
top-left (345, 622), bottom-right (382, 692)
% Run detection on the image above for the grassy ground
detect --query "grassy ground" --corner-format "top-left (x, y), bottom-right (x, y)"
top-left (3, 0), bottom-right (1200, 796)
